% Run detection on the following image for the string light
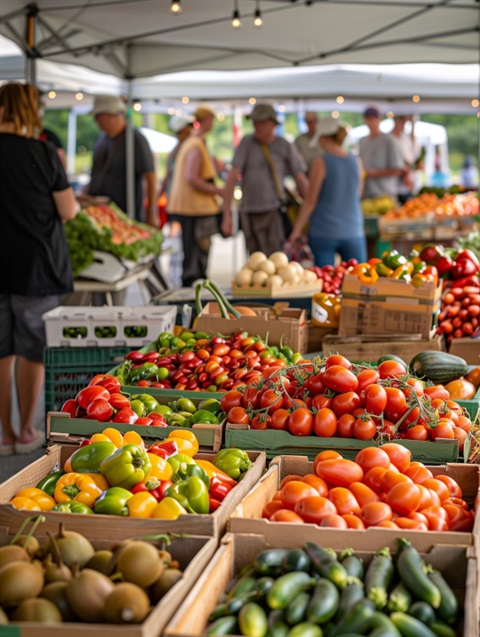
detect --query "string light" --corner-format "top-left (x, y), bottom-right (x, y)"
top-left (167, 107), bottom-right (176, 115)
top-left (254, 0), bottom-right (262, 27)
top-left (278, 104), bottom-right (286, 113)
top-left (48, 90), bottom-right (56, 99)
top-left (472, 99), bottom-right (479, 108)
top-left (181, 96), bottom-right (190, 104)
top-left (336, 96), bottom-right (344, 104)
top-left (75, 92), bottom-right (84, 101)
top-left (331, 111), bottom-right (339, 118)
top-left (386, 111), bottom-right (394, 119)
top-left (232, 0), bottom-right (241, 28)
top-left (133, 102), bottom-right (142, 112)
top-left (171, 0), bottom-right (181, 14)
top-left (412, 95), bottom-right (421, 103)
top-left (248, 97), bottom-right (256, 105)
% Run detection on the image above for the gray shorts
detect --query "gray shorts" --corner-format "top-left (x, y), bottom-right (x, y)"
top-left (0, 294), bottom-right (63, 363)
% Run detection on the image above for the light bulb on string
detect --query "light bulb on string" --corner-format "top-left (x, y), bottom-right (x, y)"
top-left (254, 1), bottom-right (262, 27)
top-left (171, 0), bottom-right (181, 14)
top-left (232, 0), bottom-right (241, 28)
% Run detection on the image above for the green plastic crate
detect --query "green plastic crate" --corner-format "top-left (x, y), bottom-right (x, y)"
top-left (44, 346), bottom-right (130, 414)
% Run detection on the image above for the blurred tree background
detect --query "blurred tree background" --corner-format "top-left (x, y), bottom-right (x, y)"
top-left (43, 108), bottom-right (479, 184)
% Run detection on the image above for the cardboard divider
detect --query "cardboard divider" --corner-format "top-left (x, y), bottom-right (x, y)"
top-left (322, 332), bottom-right (445, 362)
top-left (228, 455), bottom-right (479, 548)
top-left (164, 532), bottom-right (478, 637)
top-left (0, 446), bottom-right (266, 539)
top-left (0, 526), bottom-right (217, 637)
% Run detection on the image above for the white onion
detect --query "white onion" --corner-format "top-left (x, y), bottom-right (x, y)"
top-left (235, 267), bottom-right (254, 286)
top-left (269, 251), bottom-right (289, 270)
top-left (277, 264), bottom-right (298, 284)
top-left (252, 270), bottom-right (269, 285)
top-left (257, 259), bottom-right (276, 275)
top-left (248, 252), bottom-right (267, 270)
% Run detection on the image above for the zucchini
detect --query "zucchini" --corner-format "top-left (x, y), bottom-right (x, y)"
top-left (335, 581), bottom-right (365, 620)
top-left (396, 539), bottom-right (441, 609)
top-left (238, 602), bottom-right (268, 637)
top-left (227, 575), bottom-right (258, 600)
top-left (364, 548), bottom-right (394, 610)
top-left (307, 578), bottom-right (340, 624)
top-left (286, 591), bottom-right (310, 625)
top-left (206, 615), bottom-right (239, 636)
top-left (282, 548), bottom-right (312, 573)
top-left (330, 598), bottom-right (376, 636)
top-left (386, 582), bottom-right (413, 613)
top-left (427, 570), bottom-right (458, 624)
top-left (339, 549), bottom-right (365, 580)
top-left (304, 542), bottom-right (349, 590)
top-left (254, 549), bottom-right (289, 576)
top-left (428, 621), bottom-right (456, 637)
top-left (408, 601), bottom-right (436, 626)
top-left (268, 610), bottom-right (289, 637)
top-left (370, 628), bottom-right (401, 637)
top-left (287, 622), bottom-right (323, 637)
top-left (267, 571), bottom-right (315, 610)
top-left (255, 576), bottom-right (275, 597)
top-left (409, 351), bottom-right (467, 384)
top-left (377, 354), bottom-right (407, 368)
top-left (369, 612), bottom-right (402, 636)
top-left (390, 612), bottom-right (437, 637)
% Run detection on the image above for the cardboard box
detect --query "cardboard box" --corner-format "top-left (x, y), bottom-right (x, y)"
top-left (43, 306), bottom-right (176, 348)
top-left (449, 337), bottom-right (480, 365)
top-left (339, 274), bottom-right (442, 339)
top-left (0, 526), bottom-right (217, 637)
top-left (231, 279), bottom-right (322, 299)
top-left (0, 445), bottom-right (266, 539)
top-left (196, 302), bottom-right (308, 354)
top-left (164, 532), bottom-right (478, 637)
top-left (307, 321), bottom-right (337, 354)
top-left (228, 455), bottom-right (479, 546)
top-left (322, 332), bottom-right (444, 362)
top-left (224, 426), bottom-right (459, 463)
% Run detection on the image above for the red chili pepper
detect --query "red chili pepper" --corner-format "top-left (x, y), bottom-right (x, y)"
top-left (148, 440), bottom-right (178, 459)
top-left (209, 497), bottom-right (222, 512)
top-left (131, 478), bottom-right (162, 499)
top-left (125, 351), bottom-right (145, 361)
top-left (448, 274), bottom-right (480, 289)
top-left (157, 480), bottom-right (172, 501)
top-left (209, 476), bottom-right (233, 502)
top-left (131, 482), bottom-right (149, 495)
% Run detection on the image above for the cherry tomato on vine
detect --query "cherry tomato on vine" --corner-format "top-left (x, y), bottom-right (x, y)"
top-left (220, 390), bottom-right (244, 412)
top-left (364, 384), bottom-right (388, 415)
top-left (337, 413), bottom-right (355, 438)
top-left (270, 408), bottom-right (291, 431)
top-left (377, 360), bottom-right (407, 379)
top-left (356, 368), bottom-right (380, 392)
top-left (332, 392), bottom-right (362, 416)
top-left (311, 394), bottom-right (332, 411)
top-left (250, 413), bottom-right (271, 429)
top-left (325, 354), bottom-right (352, 370)
top-left (260, 389), bottom-right (284, 413)
top-left (323, 366), bottom-right (358, 393)
top-left (353, 417), bottom-right (376, 440)
top-left (227, 406), bottom-right (251, 426)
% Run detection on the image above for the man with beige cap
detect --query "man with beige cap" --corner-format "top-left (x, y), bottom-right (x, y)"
top-left (87, 95), bottom-right (157, 226)
top-left (295, 111), bottom-right (323, 171)
top-left (222, 103), bottom-right (308, 255)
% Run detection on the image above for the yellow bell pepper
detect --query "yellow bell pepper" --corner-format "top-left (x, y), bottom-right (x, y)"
top-left (147, 453), bottom-right (173, 481)
top-left (123, 431), bottom-right (145, 447)
top-left (10, 496), bottom-right (41, 512)
top-left (101, 427), bottom-right (124, 448)
top-left (54, 472), bottom-right (104, 507)
top-left (126, 491), bottom-right (158, 518)
top-left (168, 438), bottom-right (195, 457)
top-left (151, 496), bottom-right (187, 520)
top-left (11, 487), bottom-right (55, 511)
top-left (85, 472), bottom-right (109, 491)
top-left (167, 430), bottom-right (199, 456)
top-left (194, 459), bottom-right (237, 486)
top-left (90, 433), bottom-right (112, 444)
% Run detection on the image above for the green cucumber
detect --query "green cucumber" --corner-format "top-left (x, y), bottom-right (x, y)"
top-left (409, 351), bottom-right (467, 384)
top-left (287, 622), bottom-right (323, 637)
top-left (364, 548), bottom-right (394, 609)
top-left (227, 575), bottom-right (258, 600)
top-left (304, 543), bottom-right (349, 590)
top-left (336, 581), bottom-right (365, 620)
top-left (427, 570), bottom-right (458, 624)
top-left (396, 539), bottom-right (441, 609)
top-left (390, 612), bottom-right (437, 637)
top-left (238, 602), bottom-right (268, 637)
top-left (340, 549), bottom-right (365, 580)
top-left (307, 578), bottom-right (340, 624)
top-left (408, 601), bottom-right (436, 626)
top-left (254, 548), bottom-right (289, 575)
top-left (369, 612), bottom-right (401, 636)
top-left (369, 628), bottom-right (402, 637)
top-left (282, 548), bottom-right (312, 573)
top-left (387, 582), bottom-right (413, 613)
top-left (286, 591), bottom-right (310, 625)
top-left (267, 571), bottom-right (315, 610)
top-left (330, 598), bottom-right (376, 636)
top-left (255, 576), bottom-right (275, 597)
top-left (206, 615), bottom-right (239, 635)
top-left (268, 609), bottom-right (289, 637)
top-left (428, 621), bottom-right (456, 637)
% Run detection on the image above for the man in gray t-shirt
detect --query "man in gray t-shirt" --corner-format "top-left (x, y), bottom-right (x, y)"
top-left (221, 103), bottom-right (308, 255)
top-left (358, 106), bottom-right (406, 200)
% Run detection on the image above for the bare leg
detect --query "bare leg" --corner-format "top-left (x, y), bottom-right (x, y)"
top-left (0, 355), bottom-right (16, 446)
top-left (15, 356), bottom-right (44, 444)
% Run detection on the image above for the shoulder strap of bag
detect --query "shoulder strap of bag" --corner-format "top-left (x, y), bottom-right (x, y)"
top-left (260, 143), bottom-right (283, 203)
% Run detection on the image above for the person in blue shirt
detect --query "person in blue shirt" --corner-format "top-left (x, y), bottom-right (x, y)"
top-left (289, 116), bottom-right (367, 266)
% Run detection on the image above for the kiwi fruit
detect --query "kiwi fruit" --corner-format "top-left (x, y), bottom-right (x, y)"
top-left (11, 598), bottom-right (63, 623)
top-left (103, 582), bottom-right (150, 624)
top-left (0, 545), bottom-right (30, 570)
top-left (41, 581), bottom-right (78, 622)
top-left (149, 568), bottom-right (183, 604)
top-left (85, 550), bottom-right (114, 576)
top-left (0, 561), bottom-right (44, 605)
top-left (51, 524), bottom-right (94, 569)
top-left (116, 541), bottom-right (163, 588)
top-left (66, 568), bottom-right (115, 622)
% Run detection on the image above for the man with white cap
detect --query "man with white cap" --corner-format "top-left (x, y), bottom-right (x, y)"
top-left (87, 95), bottom-right (157, 226)
top-left (222, 103), bottom-right (308, 255)
top-left (295, 111), bottom-right (323, 171)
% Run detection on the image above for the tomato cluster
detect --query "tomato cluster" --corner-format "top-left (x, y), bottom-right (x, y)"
top-left (309, 259), bottom-right (356, 295)
top-left (119, 333), bottom-right (300, 393)
top-left (437, 285), bottom-right (480, 344)
top-left (262, 445), bottom-right (474, 532)
top-left (221, 354), bottom-right (472, 446)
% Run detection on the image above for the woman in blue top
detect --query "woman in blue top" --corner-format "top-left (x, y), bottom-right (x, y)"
top-left (289, 117), bottom-right (367, 266)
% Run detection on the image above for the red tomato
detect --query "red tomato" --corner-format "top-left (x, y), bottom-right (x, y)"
top-left (363, 467), bottom-right (388, 494)
top-left (381, 470), bottom-right (412, 492)
top-left (76, 385), bottom-right (110, 410)
top-left (270, 408), bottom-right (291, 431)
top-left (337, 413), bottom-right (355, 438)
top-left (294, 496), bottom-right (337, 524)
top-left (305, 374), bottom-right (326, 396)
top-left (89, 374), bottom-right (121, 394)
top-left (228, 406), bottom-right (250, 426)
top-left (332, 392), bottom-right (362, 416)
top-left (279, 475), bottom-right (306, 489)
top-left (323, 366), bottom-right (359, 393)
top-left (250, 414), bottom-right (271, 429)
top-left (365, 384), bottom-right (388, 415)
top-left (353, 416), bottom-right (376, 440)
top-left (260, 389), bottom-right (284, 413)
top-left (356, 368), bottom-right (380, 392)
top-left (430, 422), bottom-right (455, 441)
top-left (320, 514), bottom-right (348, 529)
top-left (361, 502), bottom-right (393, 527)
top-left (315, 458), bottom-right (363, 487)
top-left (269, 509), bottom-right (305, 523)
top-left (243, 387), bottom-right (260, 409)
top-left (349, 482), bottom-right (380, 508)
top-left (435, 475), bottom-right (463, 499)
top-left (394, 517), bottom-right (428, 531)
top-left (313, 450), bottom-right (342, 475)
top-left (262, 500), bottom-right (284, 519)
top-left (386, 482), bottom-right (421, 516)
top-left (280, 481), bottom-right (319, 510)
top-left (443, 505), bottom-right (474, 532)
top-left (380, 443), bottom-right (411, 473)
top-left (421, 478), bottom-right (450, 502)
top-left (313, 408), bottom-right (337, 437)
top-left (342, 514), bottom-right (366, 530)
top-left (329, 487), bottom-right (361, 516)
top-left (384, 387), bottom-right (407, 420)
top-left (405, 462), bottom-right (434, 484)
top-left (311, 394), bottom-right (333, 411)
top-left (424, 385), bottom-right (450, 401)
top-left (377, 360), bottom-right (407, 379)
top-left (406, 425), bottom-right (429, 441)
top-left (325, 354), bottom-right (352, 369)
top-left (302, 474), bottom-right (329, 496)
top-left (220, 390), bottom-right (244, 412)
top-left (112, 407), bottom-right (137, 424)
top-left (354, 447), bottom-right (390, 474)
top-left (288, 408), bottom-right (313, 436)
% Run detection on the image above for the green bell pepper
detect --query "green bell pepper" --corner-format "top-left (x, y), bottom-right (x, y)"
top-left (176, 398), bottom-right (197, 414)
top-left (130, 398), bottom-right (147, 417)
top-left (198, 398), bottom-right (223, 415)
top-left (166, 476), bottom-right (209, 514)
top-left (130, 362), bottom-right (159, 383)
top-left (100, 443), bottom-right (151, 490)
top-left (172, 463), bottom-right (210, 488)
top-left (213, 449), bottom-right (252, 480)
top-left (168, 413), bottom-right (192, 427)
top-left (52, 501), bottom-right (93, 514)
top-left (166, 453), bottom-right (196, 474)
top-left (382, 249), bottom-right (407, 270)
top-left (36, 470), bottom-right (64, 497)
top-left (157, 331), bottom-right (173, 350)
top-left (191, 409), bottom-right (219, 425)
top-left (93, 487), bottom-right (133, 516)
top-left (134, 393), bottom-right (160, 413)
top-left (71, 441), bottom-right (116, 473)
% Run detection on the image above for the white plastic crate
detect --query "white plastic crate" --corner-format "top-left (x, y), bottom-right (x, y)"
top-left (42, 306), bottom-right (176, 347)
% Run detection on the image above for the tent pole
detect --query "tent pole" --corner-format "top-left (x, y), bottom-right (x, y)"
top-left (125, 79), bottom-right (135, 219)
top-left (67, 109), bottom-right (77, 177)
top-left (25, 3), bottom-right (37, 85)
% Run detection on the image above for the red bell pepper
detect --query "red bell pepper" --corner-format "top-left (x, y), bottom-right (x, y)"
top-left (131, 477), bottom-right (166, 501)
top-left (148, 439), bottom-right (179, 459)
top-left (446, 274), bottom-right (480, 289)
top-left (209, 475), bottom-right (234, 502)
top-left (451, 249), bottom-right (480, 280)
top-left (434, 255), bottom-right (453, 277)
top-left (61, 399), bottom-right (78, 418)
top-left (209, 497), bottom-right (222, 512)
